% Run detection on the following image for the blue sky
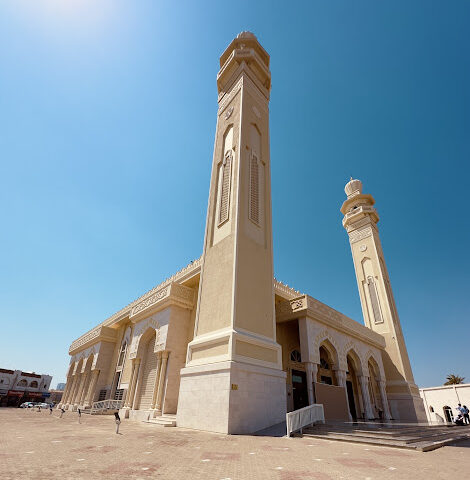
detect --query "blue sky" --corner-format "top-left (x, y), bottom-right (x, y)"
top-left (0, 1), bottom-right (468, 388)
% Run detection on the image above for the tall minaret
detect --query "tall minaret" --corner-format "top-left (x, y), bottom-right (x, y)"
top-left (341, 179), bottom-right (426, 422)
top-left (176, 32), bottom-right (286, 434)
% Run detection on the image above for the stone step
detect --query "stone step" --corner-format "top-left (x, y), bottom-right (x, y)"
top-left (142, 415), bottom-right (176, 427)
top-left (303, 425), bottom-right (470, 451)
top-left (311, 425), bottom-right (469, 443)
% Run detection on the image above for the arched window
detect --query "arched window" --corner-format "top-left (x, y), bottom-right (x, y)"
top-left (29, 380), bottom-right (38, 388)
top-left (290, 350), bottom-right (302, 363)
top-left (117, 342), bottom-right (127, 368)
top-left (318, 346), bottom-right (336, 385)
top-left (17, 379), bottom-right (27, 387)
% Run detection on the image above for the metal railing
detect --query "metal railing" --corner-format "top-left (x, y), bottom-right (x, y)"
top-left (90, 399), bottom-right (123, 414)
top-left (286, 404), bottom-right (325, 437)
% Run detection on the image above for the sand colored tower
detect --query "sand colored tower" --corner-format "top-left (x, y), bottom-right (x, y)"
top-left (176, 32), bottom-right (286, 434)
top-left (341, 179), bottom-right (426, 422)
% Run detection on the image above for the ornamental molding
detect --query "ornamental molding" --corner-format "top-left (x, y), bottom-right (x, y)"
top-left (218, 76), bottom-right (243, 113)
top-left (348, 226), bottom-right (373, 244)
top-left (275, 295), bottom-right (385, 350)
top-left (69, 326), bottom-right (117, 355)
top-left (130, 282), bottom-right (196, 320)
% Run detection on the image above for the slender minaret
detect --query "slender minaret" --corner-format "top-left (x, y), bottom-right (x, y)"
top-left (176, 32), bottom-right (286, 434)
top-left (341, 179), bottom-right (426, 422)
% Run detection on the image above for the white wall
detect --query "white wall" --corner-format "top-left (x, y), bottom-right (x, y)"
top-left (420, 384), bottom-right (470, 423)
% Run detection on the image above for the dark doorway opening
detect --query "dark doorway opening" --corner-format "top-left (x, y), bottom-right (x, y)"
top-left (346, 380), bottom-right (357, 421)
top-left (292, 370), bottom-right (308, 410)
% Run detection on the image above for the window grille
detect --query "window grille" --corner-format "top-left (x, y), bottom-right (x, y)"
top-left (114, 389), bottom-right (124, 400)
top-left (249, 152), bottom-right (260, 225)
top-left (218, 151), bottom-right (232, 225)
top-left (98, 389), bottom-right (107, 401)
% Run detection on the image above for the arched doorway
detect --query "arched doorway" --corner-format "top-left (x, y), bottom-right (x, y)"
top-left (443, 406), bottom-right (454, 423)
top-left (289, 349), bottom-right (308, 410)
top-left (317, 343), bottom-right (337, 385)
top-left (136, 329), bottom-right (158, 410)
top-left (346, 351), bottom-right (362, 421)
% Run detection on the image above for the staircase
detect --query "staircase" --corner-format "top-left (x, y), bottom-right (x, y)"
top-left (302, 422), bottom-right (470, 451)
top-left (142, 414), bottom-right (177, 427)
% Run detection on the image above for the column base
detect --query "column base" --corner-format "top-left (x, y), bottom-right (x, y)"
top-left (177, 360), bottom-right (286, 434)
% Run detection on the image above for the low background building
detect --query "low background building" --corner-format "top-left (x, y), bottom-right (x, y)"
top-left (420, 384), bottom-right (470, 423)
top-left (0, 368), bottom-right (52, 407)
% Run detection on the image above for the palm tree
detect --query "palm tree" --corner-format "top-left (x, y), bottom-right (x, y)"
top-left (444, 374), bottom-right (465, 385)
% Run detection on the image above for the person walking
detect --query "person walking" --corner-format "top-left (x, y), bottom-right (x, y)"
top-left (60, 407), bottom-right (65, 418)
top-left (463, 405), bottom-right (470, 425)
top-left (78, 408), bottom-right (82, 424)
top-left (49, 404), bottom-right (53, 415)
top-left (114, 411), bottom-right (121, 434)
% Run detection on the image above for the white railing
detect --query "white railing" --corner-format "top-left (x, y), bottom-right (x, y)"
top-left (286, 404), bottom-right (325, 437)
top-left (91, 399), bottom-right (123, 414)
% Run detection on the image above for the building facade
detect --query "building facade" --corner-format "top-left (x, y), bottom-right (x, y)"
top-left (420, 384), bottom-right (470, 424)
top-left (0, 368), bottom-right (52, 407)
top-left (59, 32), bottom-right (426, 432)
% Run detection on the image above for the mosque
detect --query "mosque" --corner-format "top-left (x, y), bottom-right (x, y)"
top-left (59, 32), bottom-right (426, 434)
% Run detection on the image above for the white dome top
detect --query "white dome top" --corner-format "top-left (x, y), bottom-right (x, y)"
top-left (345, 178), bottom-right (362, 198)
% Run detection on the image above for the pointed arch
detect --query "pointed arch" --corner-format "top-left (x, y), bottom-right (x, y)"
top-left (313, 330), bottom-right (340, 367)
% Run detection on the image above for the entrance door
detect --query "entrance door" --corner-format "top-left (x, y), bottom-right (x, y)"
top-left (292, 370), bottom-right (308, 410)
top-left (346, 380), bottom-right (357, 421)
top-left (443, 406), bottom-right (453, 423)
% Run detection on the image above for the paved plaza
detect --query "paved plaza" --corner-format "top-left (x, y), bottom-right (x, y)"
top-left (0, 409), bottom-right (468, 480)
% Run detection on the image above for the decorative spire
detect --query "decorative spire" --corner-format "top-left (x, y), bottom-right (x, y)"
top-left (344, 178), bottom-right (363, 198)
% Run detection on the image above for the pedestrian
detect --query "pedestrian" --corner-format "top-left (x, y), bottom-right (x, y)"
top-left (49, 404), bottom-right (53, 415)
top-left (78, 408), bottom-right (82, 424)
top-left (454, 414), bottom-right (465, 426)
top-left (463, 405), bottom-right (470, 425)
top-left (114, 411), bottom-right (121, 434)
top-left (60, 407), bottom-right (65, 418)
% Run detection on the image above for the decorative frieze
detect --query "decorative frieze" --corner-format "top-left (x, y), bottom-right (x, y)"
top-left (69, 326), bottom-right (117, 355)
top-left (131, 286), bottom-right (170, 316)
top-left (348, 227), bottom-right (373, 244)
top-left (275, 294), bottom-right (385, 349)
top-left (130, 283), bottom-right (196, 320)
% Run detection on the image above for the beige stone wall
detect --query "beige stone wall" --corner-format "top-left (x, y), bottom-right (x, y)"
top-left (163, 306), bottom-right (192, 414)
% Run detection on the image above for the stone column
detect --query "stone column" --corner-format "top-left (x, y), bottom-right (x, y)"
top-left (68, 375), bottom-right (79, 404)
top-left (70, 375), bottom-right (81, 405)
top-left (151, 352), bottom-right (162, 410)
top-left (124, 363), bottom-right (136, 408)
top-left (155, 351), bottom-right (169, 412)
top-left (305, 362), bottom-right (318, 405)
top-left (359, 375), bottom-right (375, 420)
top-left (336, 369), bottom-right (353, 421)
top-left (85, 370), bottom-right (100, 407)
top-left (79, 373), bottom-right (89, 405)
top-left (62, 378), bottom-right (72, 405)
top-left (131, 359), bottom-right (142, 410)
top-left (378, 379), bottom-right (392, 421)
top-left (76, 374), bottom-right (87, 406)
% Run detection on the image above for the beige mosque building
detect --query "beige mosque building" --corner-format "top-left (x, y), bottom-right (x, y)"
top-left (59, 32), bottom-right (426, 434)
